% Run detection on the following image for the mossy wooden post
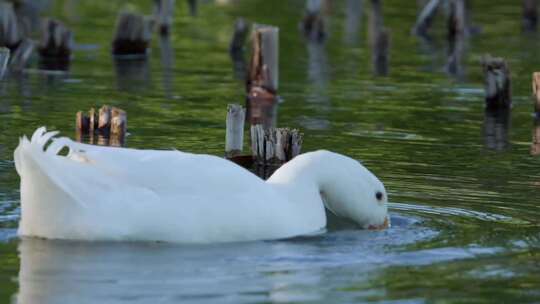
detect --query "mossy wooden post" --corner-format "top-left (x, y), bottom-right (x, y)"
top-left (302, 0), bottom-right (326, 42)
top-left (230, 18), bottom-right (248, 54)
top-left (0, 47), bottom-right (9, 78)
top-left (523, 0), bottom-right (538, 32)
top-left (482, 55), bottom-right (511, 110)
top-left (248, 24), bottom-right (279, 98)
top-left (225, 104), bottom-right (246, 158)
top-left (533, 72), bottom-right (540, 114)
top-left (0, 2), bottom-right (22, 50)
top-left (154, 0), bottom-right (175, 35)
top-left (112, 12), bottom-right (152, 56)
top-left (412, 0), bottom-right (441, 36)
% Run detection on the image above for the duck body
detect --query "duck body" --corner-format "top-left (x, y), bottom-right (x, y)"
top-left (14, 128), bottom-right (388, 243)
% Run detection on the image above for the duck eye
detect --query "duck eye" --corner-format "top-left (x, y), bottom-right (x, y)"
top-left (375, 191), bottom-right (384, 201)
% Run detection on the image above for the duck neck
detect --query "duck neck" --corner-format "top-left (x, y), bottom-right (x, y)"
top-left (266, 153), bottom-right (329, 231)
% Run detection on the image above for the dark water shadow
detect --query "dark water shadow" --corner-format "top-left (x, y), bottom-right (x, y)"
top-left (114, 57), bottom-right (150, 92)
top-left (483, 108), bottom-right (510, 151)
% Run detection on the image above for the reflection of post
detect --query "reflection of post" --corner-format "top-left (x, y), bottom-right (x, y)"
top-left (531, 117), bottom-right (540, 156)
top-left (246, 95), bottom-right (277, 129)
top-left (159, 35), bottom-right (174, 98)
top-left (229, 18), bottom-right (248, 80)
top-left (523, 0), bottom-right (538, 32)
top-left (369, 0), bottom-right (389, 76)
top-left (302, 0), bottom-right (326, 42)
top-left (484, 108), bottom-right (510, 151)
top-left (533, 72), bottom-right (540, 113)
top-left (446, 0), bottom-right (466, 77)
top-left (153, 0), bottom-right (175, 35)
top-left (344, 0), bottom-right (363, 45)
top-left (412, 0), bottom-right (441, 37)
top-left (114, 58), bottom-right (150, 92)
top-left (187, 0), bottom-right (197, 17)
top-left (306, 41), bottom-right (330, 107)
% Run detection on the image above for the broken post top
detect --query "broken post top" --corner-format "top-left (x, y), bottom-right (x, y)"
top-left (112, 11), bottom-right (152, 57)
top-left (248, 24), bottom-right (279, 96)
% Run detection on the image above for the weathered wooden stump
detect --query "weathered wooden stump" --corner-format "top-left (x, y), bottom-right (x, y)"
top-left (533, 72), bottom-right (540, 114)
top-left (247, 24), bottom-right (279, 97)
top-left (38, 18), bottom-right (73, 59)
top-left (523, 0), bottom-right (538, 32)
top-left (0, 2), bottom-right (22, 51)
top-left (531, 117), bottom-right (540, 156)
top-left (412, 0), bottom-right (441, 36)
top-left (302, 0), bottom-right (326, 42)
top-left (76, 106), bottom-right (127, 145)
top-left (225, 104), bottom-right (246, 158)
top-left (153, 0), bottom-right (175, 35)
top-left (112, 12), bottom-right (152, 56)
top-left (482, 55), bottom-right (511, 110)
top-left (250, 125), bottom-right (303, 166)
top-left (0, 47), bottom-right (9, 78)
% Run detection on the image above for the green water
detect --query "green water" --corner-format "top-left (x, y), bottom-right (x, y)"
top-left (1, 0), bottom-right (540, 303)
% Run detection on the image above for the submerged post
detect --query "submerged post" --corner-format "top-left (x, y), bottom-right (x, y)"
top-left (523, 0), bottom-right (538, 32)
top-left (112, 12), bottom-right (152, 56)
top-left (482, 55), bottom-right (511, 110)
top-left (225, 104), bottom-right (246, 158)
top-left (248, 24), bottom-right (279, 98)
top-left (369, 0), bottom-right (390, 76)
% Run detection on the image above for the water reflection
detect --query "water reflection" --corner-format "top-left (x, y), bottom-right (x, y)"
top-left (531, 117), bottom-right (540, 156)
top-left (483, 108), bottom-right (510, 151)
top-left (343, 0), bottom-right (363, 45)
top-left (114, 57), bottom-right (150, 92)
top-left (246, 96), bottom-right (278, 129)
top-left (159, 36), bottom-right (175, 98)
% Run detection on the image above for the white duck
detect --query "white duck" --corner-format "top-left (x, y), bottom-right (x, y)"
top-left (14, 127), bottom-right (389, 243)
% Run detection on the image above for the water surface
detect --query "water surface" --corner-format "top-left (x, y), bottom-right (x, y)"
top-left (1, 0), bottom-right (540, 303)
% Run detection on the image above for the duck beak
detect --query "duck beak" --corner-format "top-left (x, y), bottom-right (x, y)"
top-left (367, 216), bottom-right (390, 230)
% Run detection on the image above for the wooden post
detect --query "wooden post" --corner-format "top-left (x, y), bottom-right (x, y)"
top-left (523, 0), bottom-right (538, 32)
top-left (0, 47), bottom-right (9, 78)
top-left (98, 105), bottom-right (112, 134)
top-left (153, 0), bottom-right (175, 35)
top-left (76, 111), bottom-right (90, 134)
top-left (533, 72), bottom-right (540, 113)
top-left (302, 0), bottom-right (326, 42)
top-left (89, 108), bottom-right (98, 133)
top-left (0, 2), bottom-right (22, 50)
top-left (250, 125), bottom-right (303, 165)
top-left (38, 18), bottom-right (73, 59)
top-left (248, 24), bottom-right (279, 97)
top-left (412, 0), bottom-right (441, 36)
top-left (225, 104), bottom-right (245, 158)
top-left (110, 107), bottom-right (127, 136)
top-left (230, 18), bottom-right (248, 54)
top-left (482, 55), bottom-right (511, 110)
top-left (112, 12), bottom-right (152, 56)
